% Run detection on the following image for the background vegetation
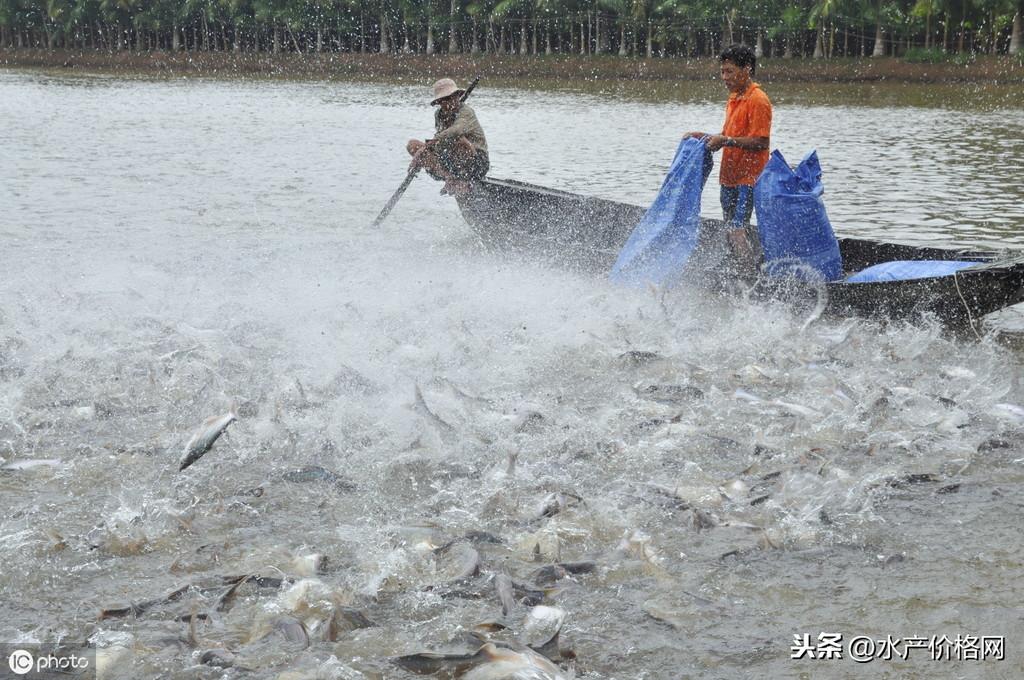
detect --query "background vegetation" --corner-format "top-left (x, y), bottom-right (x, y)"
top-left (0, 0), bottom-right (1020, 60)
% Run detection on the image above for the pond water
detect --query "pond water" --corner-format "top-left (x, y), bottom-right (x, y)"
top-left (1, 70), bottom-right (1023, 679)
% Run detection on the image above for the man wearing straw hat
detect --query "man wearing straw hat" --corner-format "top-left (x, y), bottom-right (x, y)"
top-left (407, 78), bottom-right (489, 197)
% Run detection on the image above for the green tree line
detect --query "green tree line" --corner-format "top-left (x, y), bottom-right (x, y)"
top-left (0, 0), bottom-right (1020, 57)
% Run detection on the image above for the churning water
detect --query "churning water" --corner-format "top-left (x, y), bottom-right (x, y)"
top-left (1, 71), bottom-right (1023, 679)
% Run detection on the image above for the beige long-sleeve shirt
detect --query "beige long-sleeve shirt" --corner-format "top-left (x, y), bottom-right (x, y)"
top-left (434, 104), bottom-right (489, 157)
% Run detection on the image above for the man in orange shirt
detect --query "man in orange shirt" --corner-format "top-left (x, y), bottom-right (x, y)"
top-left (684, 44), bottom-right (772, 267)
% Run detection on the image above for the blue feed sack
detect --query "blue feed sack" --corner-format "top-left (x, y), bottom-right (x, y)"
top-left (754, 150), bottom-right (843, 281)
top-left (845, 260), bottom-right (981, 283)
top-left (609, 138), bottom-right (713, 287)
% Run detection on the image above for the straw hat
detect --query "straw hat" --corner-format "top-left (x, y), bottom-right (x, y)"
top-left (430, 78), bottom-right (464, 105)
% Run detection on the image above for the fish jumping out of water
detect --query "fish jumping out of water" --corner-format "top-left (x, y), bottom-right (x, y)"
top-left (495, 573), bottom-right (516, 616)
top-left (0, 458), bottom-right (62, 471)
top-left (522, 605), bottom-right (566, 652)
top-left (463, 643), bottom-right (572, 680)
top-left (430, 541), bottom-right (482, 587)
top-left (179, 410), bottom-right (236, 471)
top-left (533, 491), bottom-right (583, 521)
top-left (396, 643), bottom-right (571, 679)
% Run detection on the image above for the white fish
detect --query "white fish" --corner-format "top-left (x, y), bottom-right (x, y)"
top-left (992, 403), bottom-right (1024, 424)
top-left (799, 285), bottom-right (828, 332)
top-left (829, 389), bottom-right (856, 408)
top-left (718, 479), bottom-right (749, 502)
top-left (936, 410), bottom-right (969, 433)
top-left (940, 366), bottom-right (977, 380)
top-left (1, 458), bottom-right (61, 471)
top-left (271, 578), bottom-right (351, 635)
top-left (156, 345), bottom-right (201, 362)
top-left (617, 529), bottom-right (663, 566)
top-left (718, 520), bottom-right (764, 530)
top-left (889, 386), bottom-right (919, 400)
top-left (647, 481), bottom-right (723, 508)
top-left (496, 573), bottom-right (515, 616)
top-left (771, 400), bottom-right (822, 419)
top-left (733, 388), bottom-right (764, 403)
top-left (735, 365), bottom-right (777, 384)
top-left (522, 605), bottom-right (566, 649)
top-left (462, 643), bottom-right (571, 680)
top-left (533, 491), bottom-right (581, 520)
top-left (95, 644), bottom-right (133, 679)
top-left (506, 452), bottom-right (518, 477)
top-left (433, 541), bottom-right (481, 583)
top-left (413, 384), bottom-right (455, 432)
top-left (517, 529), bottom-right (560, 562)
top-left (502, 405), bottom-right (546, 433)
top-left (179, 410), bottom-right (236, 471)
top-left (815, 319), bottom-right (858, 347)
top-left (290, 553), bottom-right (328, 577)
top-left (74, 405), bottom-right (96, 419)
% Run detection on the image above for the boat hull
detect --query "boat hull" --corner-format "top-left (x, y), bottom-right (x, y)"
top-left (456, 177), bottom-right (1024, 327)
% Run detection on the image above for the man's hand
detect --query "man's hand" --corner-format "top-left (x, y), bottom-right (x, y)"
top-left (408, 149), bottom-right (425, 172)
top-left (407, 138), bottom-right (438, 171)
top-left (408, 142), bottom-right (435, 171)
top-left (705, 134), bottom-right (730, 152)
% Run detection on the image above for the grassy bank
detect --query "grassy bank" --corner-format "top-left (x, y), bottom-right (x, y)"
top-left (3, 48), bottom-right (1023, 84)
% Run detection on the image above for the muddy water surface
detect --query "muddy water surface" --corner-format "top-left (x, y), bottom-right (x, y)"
top-left (1, 71), bottom-right (1023, 679)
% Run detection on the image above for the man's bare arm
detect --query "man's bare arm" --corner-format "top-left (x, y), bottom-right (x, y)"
top-left (704, 134), bottom-right (769, 152)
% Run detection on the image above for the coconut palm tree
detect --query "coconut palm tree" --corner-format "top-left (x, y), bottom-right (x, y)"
top-left (491, 0), bottom-right (529, 53)
top-left (1011, 0), bottom-right (1022, 53)
top-left (464, 0), bottom-right (485, 50)
top-left (912, 0), bottom-right (940, 47)
top-left (598, 0), bottom-right (629, 55)
top-left (42, 0), bottom-right (72, 47)
top-left (809, 0), bottom-right (839, 56)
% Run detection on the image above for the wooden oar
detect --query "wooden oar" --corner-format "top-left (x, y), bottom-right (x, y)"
top-left (371, 166), bottom-right (421, 227)
top-left (371, 77), bottom-right (480, 228)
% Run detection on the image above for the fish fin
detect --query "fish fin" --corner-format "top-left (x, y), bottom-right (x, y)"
top-left (414, 384), bottom-right (455, 432)
top-left (217, 575), bottom-right (249, 612)
top-left (529, 630), bottom-right (561, 660)
top-left (540, 584), bottom-right (568, 598)
top-left (187, 601), bottom-right (200, 647)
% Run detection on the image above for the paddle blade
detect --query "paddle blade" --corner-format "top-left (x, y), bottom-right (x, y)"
top-left (372, 169), bottom-right (420, 227)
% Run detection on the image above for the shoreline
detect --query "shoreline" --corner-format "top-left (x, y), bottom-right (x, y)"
top-left (3, 49), bottom-right (1023, 84)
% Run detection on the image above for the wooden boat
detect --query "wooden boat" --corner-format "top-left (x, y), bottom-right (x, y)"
top-left (455, 177), bottom-right (1024, 328)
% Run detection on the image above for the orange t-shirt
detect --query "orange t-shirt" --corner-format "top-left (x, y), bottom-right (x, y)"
top-left (720, 82), bottom-right (772, 187)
